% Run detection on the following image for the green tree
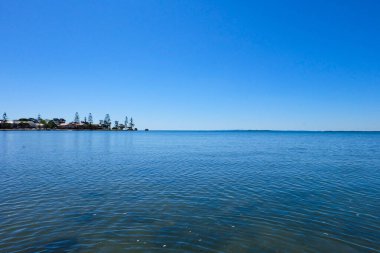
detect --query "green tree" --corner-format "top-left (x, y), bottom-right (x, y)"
top-left (88, 113), bottom-right (93, 124)
top-left (74, 112), bottom-right (80, 124)
top-left (39, 119), bottom-right (47, 129)
top-left (2, 112), bottom-right (7, 122)
top-left (17, 122), bottom-right (31, 129)
top-left (47, 120), bottom-right (57, 129)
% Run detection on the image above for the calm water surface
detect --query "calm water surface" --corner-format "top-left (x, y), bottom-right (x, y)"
top-left (1, 131), bottom-right (379, 253)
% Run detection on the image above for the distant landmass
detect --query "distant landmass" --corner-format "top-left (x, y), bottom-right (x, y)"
top-left (0, 112), bottom-right (141, 131)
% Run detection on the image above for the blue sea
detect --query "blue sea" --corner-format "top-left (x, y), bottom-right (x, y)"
top-left (1, 131), bottom-right (379, 253)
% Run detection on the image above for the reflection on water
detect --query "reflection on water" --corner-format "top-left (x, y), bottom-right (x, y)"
top-left (1, 131), bottom-right (379, 252)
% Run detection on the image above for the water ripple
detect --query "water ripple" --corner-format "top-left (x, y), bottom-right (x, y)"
top-left (1, 131), bottom-right (379, 252)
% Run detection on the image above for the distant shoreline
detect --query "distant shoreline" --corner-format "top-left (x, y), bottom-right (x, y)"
top-left (0, 129), bottom-right (129, 132)
top-left (1, 129), bottom-right (379, 133)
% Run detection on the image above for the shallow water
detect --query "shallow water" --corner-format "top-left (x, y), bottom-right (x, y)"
top-left (0, 131), bottom-right (379, 253)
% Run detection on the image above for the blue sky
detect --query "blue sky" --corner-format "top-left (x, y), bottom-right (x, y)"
top-left (1, 0), bottom-right (379, 130)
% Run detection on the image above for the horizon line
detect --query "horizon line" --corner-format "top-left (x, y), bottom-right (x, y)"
top-left (148, 129), bottom-right (380, 132)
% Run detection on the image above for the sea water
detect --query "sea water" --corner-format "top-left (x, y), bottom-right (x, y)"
top-left (1, 131), bottom-right (379, 252)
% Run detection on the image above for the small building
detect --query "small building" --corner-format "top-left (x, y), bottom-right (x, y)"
top-left (13, 120), bottom-right (37, 128)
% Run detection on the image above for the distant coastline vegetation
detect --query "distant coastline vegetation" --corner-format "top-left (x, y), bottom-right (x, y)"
top-left (0, 112), bottom-right (140, 131)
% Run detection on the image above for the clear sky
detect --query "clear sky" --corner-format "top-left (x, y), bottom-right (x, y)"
top-left (1, 0), bottom-right (379, 130)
